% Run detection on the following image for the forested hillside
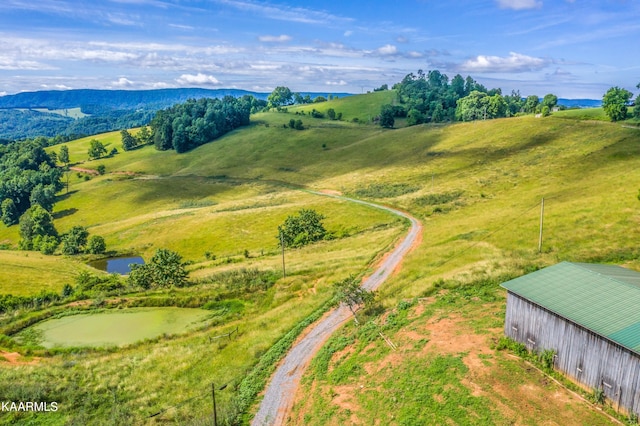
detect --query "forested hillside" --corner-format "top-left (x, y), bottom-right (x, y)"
top-left (0, 88), bottom-right (352, 141)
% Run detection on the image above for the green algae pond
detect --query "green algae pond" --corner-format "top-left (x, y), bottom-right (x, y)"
top-left (17, 307), bottom-right (213, 348)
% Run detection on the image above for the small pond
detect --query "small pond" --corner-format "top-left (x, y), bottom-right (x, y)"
top-left (16, 308), bottom-right (212, 348)
top-left (89, 256), bottom-right (145, 274)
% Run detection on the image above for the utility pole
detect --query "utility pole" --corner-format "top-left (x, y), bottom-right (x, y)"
top-left (65, 167), bottom-right (70, 194)
top-left (280, 230), bottom-right (286, 278)
top-left (212, 383), bottom-right (217, 426)
top-left (538, 198), bottom-right (545, 253)
top-left (211, 383), bottom-right (228, 426)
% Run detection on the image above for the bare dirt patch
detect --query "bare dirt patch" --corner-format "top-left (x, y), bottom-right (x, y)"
top-left (0, 351), bottom-right (39, 365)
top-left (69, 166), bottom-right (99, 175)
top-left (318, 189), bottom-right (343, 196)
top-left (295, 296), bottom-right (618, 425)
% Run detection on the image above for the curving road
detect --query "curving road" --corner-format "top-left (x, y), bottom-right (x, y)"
top-left (251, 192), bottom-right (422, 426)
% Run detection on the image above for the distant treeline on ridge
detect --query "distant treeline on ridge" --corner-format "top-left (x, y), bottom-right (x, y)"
top-left (149, 95), bottom-right (266, 153)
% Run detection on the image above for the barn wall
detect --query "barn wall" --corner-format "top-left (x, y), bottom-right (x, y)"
top-left (505, 292), bottom-right (640, 415)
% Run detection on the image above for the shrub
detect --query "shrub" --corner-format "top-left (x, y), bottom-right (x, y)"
top-left (277, 209), bottom-right (326, 248)
top-left (86, 235), bottom-right (106, 254)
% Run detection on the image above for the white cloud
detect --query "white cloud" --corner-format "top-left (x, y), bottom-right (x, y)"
top-left (168, 23), bottom-right (195, 30)
top-left (212, 0), bottom-right (352, 25)
top-left (459, 52), bottom-right (548, 73)
top-left (113, 77), bottom-right (134, 87)
top-left (258, 35), bottom-right (292, 43)
top-left (176, 73), bottom-right (221, 85)
top-left (377, 44), bottom-right (397, 56)
top-left (326, 80), bottom-right (347, 86)
top-left (107, 13), bottom-right (139, 26)
top-left (0, 56), bottom-right (54, 70)
top-left (0, 91), bottom-right (7, 97)
top-left (496, 0), bottom-right (542, 10)
top-left (40, 83), bottom-right (72, 90)
top-left (344, 30), bottom-right (353, 37)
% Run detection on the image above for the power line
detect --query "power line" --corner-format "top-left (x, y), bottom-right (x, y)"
top-left (148, 392), bottom-right (208, 418)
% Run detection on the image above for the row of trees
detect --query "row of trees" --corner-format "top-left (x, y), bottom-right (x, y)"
top-left (379, 70), bottom-right (561, 128)
top-left (0, 139), bottom-right (63, 226)
top-left (18, 204), bottom-right (106, 255)
top-left (121, 127), bottom-right (153, 151)
top-left (267, 86), bottom-right (334, 108)
top-left (149, 96), bottom-right (261, 153)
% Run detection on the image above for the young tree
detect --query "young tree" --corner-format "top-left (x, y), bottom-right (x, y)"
top-left (88, 139), bottom-right (107, 159)
top-left (58, 145), bottom-right (70, 165)
top-left (267, 86), bottom-right (294, 108)
top-left (128, 263), bottom-right (154, 289)
top-left (541, 93), bottom-right (558, 110)
top-left (327, 108), bottom-right (336, 120)
top-left (61, 226), bottom-right (89, 255)
top-left (334, 275), bottom-right (375, 324)
top-left (86, 235), bottom-right (107, 254)
top-left (19, 204), bottom-right (58, 250)
top-left (379, 104), bottom-right (395, 128)
top-left (603, 86), bottom-right (633, 122)
top-left (121, 129), bottom-right (138, 151)
top-left (523, 95), bottom-right (540, 114)
top-left (294, 119), bottom-right (304, 130)
top-left (278, 209), bottom-right (327, 248)
top-left (136, 126), bottom-right (152, 145)
top-left (149, 248), bottom-right (188, 288)
top-left (29, 184), bottom-right (57, 212)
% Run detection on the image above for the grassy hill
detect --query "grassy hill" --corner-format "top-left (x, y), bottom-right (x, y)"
top-left (1, 93), bottom-right (639, 424)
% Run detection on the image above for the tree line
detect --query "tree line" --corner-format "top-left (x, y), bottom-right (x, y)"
top-left (149, 96), bottom-right (265, 153)
top-left (377, 70), bottom-right (561, 128)
top-left (0, 138), bottom-right (62, 226)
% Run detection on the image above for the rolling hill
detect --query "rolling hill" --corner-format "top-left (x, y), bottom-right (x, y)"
top-left (0, 88), bottom-right (354, 140)
top-left (0, 91), bottom-right (638, 424)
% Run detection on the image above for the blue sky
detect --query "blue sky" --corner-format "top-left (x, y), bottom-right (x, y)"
top-left (0, 0), bottom-right (638, 98)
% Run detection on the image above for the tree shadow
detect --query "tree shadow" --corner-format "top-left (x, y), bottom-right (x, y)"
top-left (56, 190), bottom-right (78, 202)
top-left (53, 208), bottom-right (78, 219)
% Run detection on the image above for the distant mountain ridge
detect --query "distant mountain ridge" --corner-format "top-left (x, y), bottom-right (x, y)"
top-left (0, 88), bottom-right (354, 141)
top-left (557, 98), bottom-right (602, 108)
top-left (0, 88), bottom-right (353, 111)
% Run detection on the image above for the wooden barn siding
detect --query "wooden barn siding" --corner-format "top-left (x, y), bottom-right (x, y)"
top-left (505, 292), bottom-right (640, 415)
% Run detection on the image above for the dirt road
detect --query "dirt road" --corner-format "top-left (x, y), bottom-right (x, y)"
top-left (251, 192), bottom-right (422, 425)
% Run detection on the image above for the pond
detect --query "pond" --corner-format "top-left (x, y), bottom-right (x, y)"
top-left (16, 308), bottom-right (212, 348)
top-left (89, 256), bottom-right (145, 274)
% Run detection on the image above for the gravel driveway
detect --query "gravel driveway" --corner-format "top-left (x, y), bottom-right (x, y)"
top-left (251, 192), bottom-right (422, 425)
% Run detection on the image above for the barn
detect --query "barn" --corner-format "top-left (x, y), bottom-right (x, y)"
top-left (501, 261), bottom-right (640, 415)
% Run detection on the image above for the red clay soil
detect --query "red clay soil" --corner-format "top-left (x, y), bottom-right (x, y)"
top-left (0, 351), bottom-right (39, 365)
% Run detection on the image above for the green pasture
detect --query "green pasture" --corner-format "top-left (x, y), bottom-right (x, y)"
top-left (288, 90), bottom-right (397, 123)
top-left (16, 307), bottom-right (212, 348)
top-left (0, 251), bottom-right (96, 296)
top-left (1, 91), bottom-right (640, 424)
top-left (553, 107), bottom-right (608, 121)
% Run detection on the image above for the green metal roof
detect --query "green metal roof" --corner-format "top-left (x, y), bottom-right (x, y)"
top-left (501, 262), bottom-right (640, 353)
